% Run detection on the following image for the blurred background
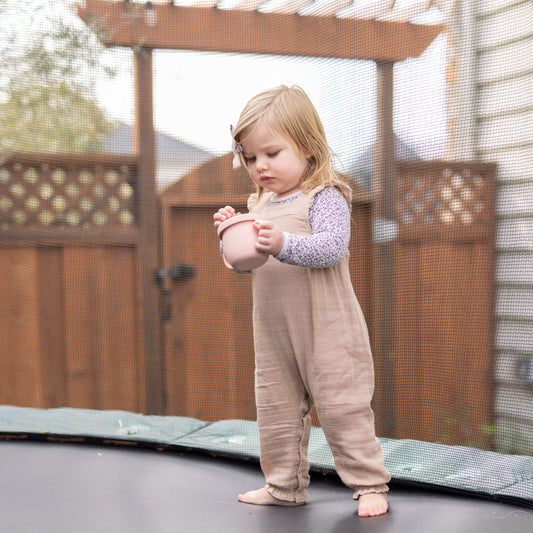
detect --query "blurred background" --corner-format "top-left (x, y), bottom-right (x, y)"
top-left (0, 0), bottom-right (531, 463)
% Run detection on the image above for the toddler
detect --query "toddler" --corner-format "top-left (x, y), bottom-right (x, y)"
top-left (213, 85), bottom-right (390, 517)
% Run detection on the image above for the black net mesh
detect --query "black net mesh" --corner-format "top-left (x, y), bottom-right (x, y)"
top-left (0, 0), bottom-right (531, 506)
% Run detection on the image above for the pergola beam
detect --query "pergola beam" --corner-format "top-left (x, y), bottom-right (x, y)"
top-left (78, 1), bottom-right (442, 61)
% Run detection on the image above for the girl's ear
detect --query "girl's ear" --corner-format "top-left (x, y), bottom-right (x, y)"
top-left (302, 137), bottom-right (317, 160)
top-left (301, 148), bottom-right (312, 160)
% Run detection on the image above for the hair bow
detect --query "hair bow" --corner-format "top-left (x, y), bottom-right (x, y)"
top-left (230, 125), bottom-right (243, 170)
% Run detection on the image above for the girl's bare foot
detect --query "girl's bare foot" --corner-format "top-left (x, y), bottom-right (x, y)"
top-left (238, 487), bottom-right (304, 506)
top-left (358, 492), bottom-right (388, 517)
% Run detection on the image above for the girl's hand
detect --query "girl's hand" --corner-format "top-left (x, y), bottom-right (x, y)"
top-left (213, 205), bottom-right (239, 230)
top-left (254, 219), bottom-right (284, 256)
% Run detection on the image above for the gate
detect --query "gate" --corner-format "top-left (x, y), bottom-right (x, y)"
top-left (159, 153), bottom-right (375, 422)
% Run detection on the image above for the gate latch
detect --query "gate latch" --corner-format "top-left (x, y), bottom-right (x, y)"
top-left (155, 264), bottom-right (196, 285)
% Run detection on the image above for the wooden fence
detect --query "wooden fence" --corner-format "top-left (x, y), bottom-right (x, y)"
top-left (0, 152), bottom-right (498, 448)
top-left (388, 161), bottom-right (497, 447)
top-left (0, 153), bottom-right (148, 412)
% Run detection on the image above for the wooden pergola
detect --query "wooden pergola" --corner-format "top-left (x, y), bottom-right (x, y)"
top-left (78, 0), bottom-right (443, 418)
top-left (78, 0), bottom-right (442, 199)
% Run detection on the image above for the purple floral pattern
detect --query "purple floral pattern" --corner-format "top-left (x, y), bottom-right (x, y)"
top-left (274, 187), bottom-right (350, 268)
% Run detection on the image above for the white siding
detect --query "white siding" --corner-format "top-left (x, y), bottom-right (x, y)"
top-left (495, 319), bottom-right (533, 352)
top-left (496, 286), bottom-right (533, 318)
top-left (495, 352), bottom-right (527, 383)
top-left (495, 385), bottom-right (533, 455)
top-left (478, 73), bottom-right (533, 117)
top-left (497, 182), bottom-right (533, 215)
top-left (477, 0), bottom-right (526, 17)
top-left (496, 252), bottom-right (533, 283)
top-left (497, 218), bottom-right (533, 249)
top-left (495, 387), bottom-right (533, 423)
top-left (477, 36), bottom-right (533, 83)
top-left (472, 0), bottom-right (533, 453)
top-left (478, 109), bottom-right (533, 151)
top-left (494, 416), bottom-right (533, 455)
top-left (477, 2), bottom-right (533, 50)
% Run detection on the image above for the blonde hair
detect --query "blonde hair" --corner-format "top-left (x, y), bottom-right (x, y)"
top-left (233, 85), bottom-right (352, 204)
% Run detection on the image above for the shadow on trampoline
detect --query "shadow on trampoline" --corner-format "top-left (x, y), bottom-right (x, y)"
top-left (0, 439), bottom-right (531, 533)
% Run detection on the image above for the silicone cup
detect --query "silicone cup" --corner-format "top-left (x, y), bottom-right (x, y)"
top-left (217, 213), bottom-right (268, 271)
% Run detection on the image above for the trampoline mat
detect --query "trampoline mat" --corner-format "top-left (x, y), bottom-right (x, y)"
top-left (1, 440), bottom-right (532, 533)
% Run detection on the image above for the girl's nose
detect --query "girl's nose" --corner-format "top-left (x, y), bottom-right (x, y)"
top-left (256, 156), bottom-right (268, 172)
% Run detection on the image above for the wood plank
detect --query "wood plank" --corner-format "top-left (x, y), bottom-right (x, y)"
top-left (62, 245), bottom-right (145, 412)
top-left (350, 204), bottom-right (373, 321)
top-left (393, 241), bottom-right (422, 437)
top-left (0, 227), bottom-right (138, 246)
top-left (232, 0), bottom-right (267, 11)
top-left (301, 0), bottom-right (352, 17)
top-left (37, 246), bottom-right (68, 408)
top-left (78, 1), bottom-right (442, 61)
top-left (0, 247), bottom-right (44, 407)
top-left (98, 246), bottom-right (144, 412)
top-left (454, 243), bottom-right (495, 448)
top-left (272, 0), bottom-right (320, 15)
top-left (406, 242), bottom-right (472, 444)
top-left (341, 0), bottom-right (394, 20)
top-left (63, 246), bottom-right (102, 409)
top-left (378, 0), bottom-right (432, 23)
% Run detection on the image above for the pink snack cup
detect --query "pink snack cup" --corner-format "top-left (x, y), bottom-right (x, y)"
top-left (217, 213), bottom-right (268, 271)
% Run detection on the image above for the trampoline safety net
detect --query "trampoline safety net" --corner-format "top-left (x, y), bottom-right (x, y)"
top-left (0, 0), bottom-right (531, 508)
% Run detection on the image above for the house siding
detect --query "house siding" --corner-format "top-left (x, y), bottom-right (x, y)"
top-left (473, 0), bottom-right (533, 454)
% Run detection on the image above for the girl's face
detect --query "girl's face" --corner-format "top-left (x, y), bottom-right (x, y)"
top-left (241, 121), bottom-right (309, 197)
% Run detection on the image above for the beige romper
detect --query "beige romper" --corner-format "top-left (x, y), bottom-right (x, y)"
top-left (249, 185), bottom-right (390, 504)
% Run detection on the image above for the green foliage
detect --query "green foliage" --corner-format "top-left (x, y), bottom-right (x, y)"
top-left (422, 400), bottom-right (533, 456)
top-left (0, 0), bottom-right (116, 154)
top-left (422, 400), bottom-right (494, 450)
